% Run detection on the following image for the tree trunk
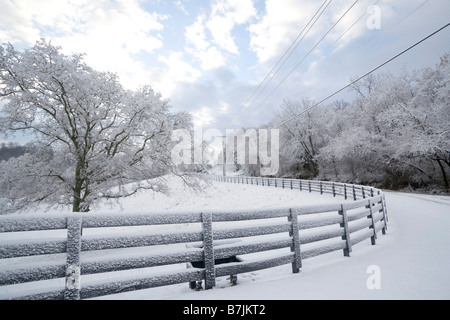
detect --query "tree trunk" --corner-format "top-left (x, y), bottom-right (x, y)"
top-left (72, 158), bottom-right (90, 212)
top-left (436, 159), bottom-right (449, 189)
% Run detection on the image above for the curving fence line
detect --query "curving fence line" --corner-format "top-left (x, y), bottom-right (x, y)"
top-left (214, 175), bottom-right (386, 201)
top-left (0, 176), bottom-right (388, 300)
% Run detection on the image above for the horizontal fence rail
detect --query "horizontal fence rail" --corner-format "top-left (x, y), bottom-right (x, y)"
top-left (0, 176), bottom-right (388, 300)
top-left (214, 175), bottom-right (383, 200)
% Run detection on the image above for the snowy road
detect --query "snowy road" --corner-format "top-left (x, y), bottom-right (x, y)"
top-left (96, 189), bottom-right (450, 300)
top-left (158, 191), bottom-right (450, 300)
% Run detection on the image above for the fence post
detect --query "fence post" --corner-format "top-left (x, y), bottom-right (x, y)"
top-left (320, 182), bottom-right (323, 194)
top-left (290, 179), bottom-right (293, 190)
top-left (65, 216), bottom-right (82, 300)
top-left (332, 183), bottom-right (336, 197)
top-left (202, 212), bottom-right (215, 290)
top-left (367, 199), bottom-right (377, 245)
top-left (308, 181), bottom-right (311, 193)
top-left (288, 209), bottom-right (302, 273)
top-left (380, 194), bottom-right (388, 234)
top-left (344, 184), bottom-right (347, 200)
top-left (352, 185), bottom-right (356, 200)
top-left (338, 205), bottom-right (352, 257)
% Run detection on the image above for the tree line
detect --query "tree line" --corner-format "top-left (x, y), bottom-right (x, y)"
top-left (240, 54), bottom-right (449, 191)
top-left (1, 40), bottom-right (448, 215)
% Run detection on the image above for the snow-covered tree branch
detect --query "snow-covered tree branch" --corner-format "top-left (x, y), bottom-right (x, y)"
top-left (0, 40), bottom-right (195, 213)
top-left (254, 53), bottom-right (449, 190)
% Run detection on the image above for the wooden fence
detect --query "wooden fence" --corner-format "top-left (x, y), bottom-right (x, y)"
top-left (0, 176), bottom-right (388, 300)
top-left (214, 175), bottom-right (384, 200)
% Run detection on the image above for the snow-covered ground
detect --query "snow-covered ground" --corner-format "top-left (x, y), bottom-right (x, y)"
top-left (1, 174), bottom-right (449, 300)
top-left (169, 191), bottom-right (450, 300)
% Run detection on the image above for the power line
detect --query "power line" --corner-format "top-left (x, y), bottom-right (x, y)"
top-left (234, 20), bottom-right (450, 149)
top-left (313, 0), bottom-right (429, 67)
top-left (231, 0), bottom-right (331, 126)
top-left (274, 21), bottom-right (450, 130)
top-left (327, 0), bottom-right (381, 51)
top-left (235, 0), bottom-right (333, 124)
top-left (271, 0), bottom-right (432, 114)
top-left (230, 0), bottom-right (332, 127)
top-left (350, 0), bottom-right (431, 65)
top-left (237, 0), bottom-right (360, 127)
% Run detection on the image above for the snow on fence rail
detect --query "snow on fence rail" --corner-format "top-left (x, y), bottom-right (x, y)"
top-left (0, 177), bottom-right (388, 300)
top-left (214, 175), bottom-right (383, 200)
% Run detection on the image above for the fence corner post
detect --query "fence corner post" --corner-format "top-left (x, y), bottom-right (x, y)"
top-left (65, 216), bottom-right (82, 300)
top-left (202, 212), bottom-right (216, 290)
top-left (339, 204), bottom-right (352, 257)
top-left (288, 209), bottom-right (302, 273)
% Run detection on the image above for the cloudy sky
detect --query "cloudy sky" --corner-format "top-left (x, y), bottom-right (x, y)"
top-left (1, 0), bottom-right (449, 141)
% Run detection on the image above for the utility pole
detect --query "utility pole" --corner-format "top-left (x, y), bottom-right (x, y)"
top-left (217, 135), bottom-right (226, 177)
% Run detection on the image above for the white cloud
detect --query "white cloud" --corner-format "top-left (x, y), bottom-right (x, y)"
top-left (174, 0), bottom-right (189, 15)
top-left (2, 0), bottom-right (447, 134)
top-left (185, 0), bottom-right (256, 70)
top-left (0, 0), bottom-right (167, 89)
top-left (158, 52), bottom-right (201, 83)
top-left (248, 0), bottom-right (322, 63)
top-left (147, 51), bottom-right (201, 98)
top-left (207, 0), bottom-right (256, 54)
top-left (199, 46), bottom-right (228, 71)
top-left (0, 0), bottom-right (47, 44)
top-left (192, 106), bottom-right (216, 127)
top-left (185, 14), bottom-right (210, 52)
top-left (185, 14), bottom-right (227, 70)
top-left (206, 15), bottom-right (239, 55)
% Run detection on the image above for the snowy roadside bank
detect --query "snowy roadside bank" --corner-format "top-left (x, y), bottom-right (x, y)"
top-left (91, 190), bottom-right (450, 300)
top-left (1, 176), bottom-right (448, 300)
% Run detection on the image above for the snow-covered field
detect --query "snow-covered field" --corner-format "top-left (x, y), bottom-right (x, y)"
top-left (1, 174), bottom-right (449, 300)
